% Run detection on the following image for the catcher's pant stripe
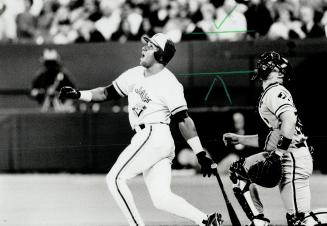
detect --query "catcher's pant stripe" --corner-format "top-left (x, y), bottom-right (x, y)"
top-left (290, 152), bottom-right (299, 214)
top-left (263, 130), bottom-right (272, 150)
top-left (115, 126), bottom-right (152, 226)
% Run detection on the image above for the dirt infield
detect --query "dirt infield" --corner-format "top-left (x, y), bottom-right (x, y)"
top-left (0, 173), bottom-right (326, 226)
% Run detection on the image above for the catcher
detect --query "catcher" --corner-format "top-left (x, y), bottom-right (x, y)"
top-left (223, 51), bottom-right (313, 226)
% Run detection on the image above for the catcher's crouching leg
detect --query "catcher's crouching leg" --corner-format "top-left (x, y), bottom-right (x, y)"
top-left (230, 159), bottom-right (270, 226)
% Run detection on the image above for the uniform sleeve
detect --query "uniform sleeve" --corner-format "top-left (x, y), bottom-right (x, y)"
top-left (163, 82), bottom-right (188, 115)
top-left (112, 67), bottom-right (138, 97)
top-left (266, 87), bottom-right (297, 118)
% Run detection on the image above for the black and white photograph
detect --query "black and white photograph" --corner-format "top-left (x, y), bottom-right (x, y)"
top-left (0, 0), bottom-right (327, 225)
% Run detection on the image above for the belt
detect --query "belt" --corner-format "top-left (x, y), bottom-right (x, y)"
top-left (133, 122), bottom-right (168, 133)
top-left (133, 124), bottom-right (146, 133)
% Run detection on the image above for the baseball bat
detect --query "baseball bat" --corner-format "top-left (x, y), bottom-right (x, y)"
top-left (212, 164), bottom-right (241, 226)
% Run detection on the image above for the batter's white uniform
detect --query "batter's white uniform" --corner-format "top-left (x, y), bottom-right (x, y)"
top-left (252, 82), bottom-right (313, 216)
top-left (106, 66), bottom-right (207, 226)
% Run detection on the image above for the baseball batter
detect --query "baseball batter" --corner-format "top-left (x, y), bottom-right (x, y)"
top-left (59, 33), bottom-right (222, 226)
top-left (223, 51), bottom-right (313, 226)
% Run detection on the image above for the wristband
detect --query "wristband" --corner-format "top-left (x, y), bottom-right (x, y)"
top-left (79, 91), bottom-right (92, 102)
top-left (277, 135), bottom-right (292, 150)
top-left (187, 136), bottom-right (204, 154)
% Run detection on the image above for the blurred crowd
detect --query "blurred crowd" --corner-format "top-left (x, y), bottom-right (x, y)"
top-left (1, 0), bottom-right (327, 44)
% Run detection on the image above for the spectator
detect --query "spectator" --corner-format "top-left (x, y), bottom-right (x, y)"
top-left (244, 0), bottom-right (274, 39)
top-left (51, 18), bottom-right (77, 44)
top-left (94, 0), bottom-right (122, 40)
top-left (187, 0), bottom-right (203, 24)
top-left (163, 1), bottom-right (186, 43)
top-left (49, 5), bottom-right (79, 44)
top-left (0, 1), bottom-right (10, 41)
top-left (83, 0), bottom-right (102, 22)
top-left (299, 5), bottom-right (325, 38)
top-left (1, 0), bottom-right (327, 43)
top-left (74, 19), bottom-right (105, 43)
top-left (321, 9), bottom-right (327, 37)
top-left (125, 3), bottom-right (143, 38)
top-left (267, 7), bottom-right (305, 40)
top-left (30, 48), bottom-right (76, 112)
top-left (138, 17), bottom-right (155, 37)
top-left (70, 0), bottom-right (102, 24)
top-left (215, 0), bottom-right (247, 42)
top-left (148, 0), bottom-right (170, 32)
top-left (16, 0), bottom-right (37, 43)
top-left (197, 3), bottom-right (217, 42)
top-left (111, 17), bottom-right (142, 42)
top-left (35, 0), bottom-right (59, 44)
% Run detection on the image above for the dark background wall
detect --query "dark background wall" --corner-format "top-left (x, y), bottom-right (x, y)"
top-left (0, 39), bottom-right (326, 173)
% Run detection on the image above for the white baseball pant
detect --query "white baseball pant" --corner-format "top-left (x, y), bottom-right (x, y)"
top-left (106, 124), bottom-right (208, 226)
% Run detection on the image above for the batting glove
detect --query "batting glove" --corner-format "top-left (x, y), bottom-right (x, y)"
top-left (59, 86), bottom-right (80, 100)
top-left (196, 151), bottom-right (215, 177)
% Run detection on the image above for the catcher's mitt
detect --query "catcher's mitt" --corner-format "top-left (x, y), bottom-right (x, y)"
top-left (246, 151), bottom-right (282, 188)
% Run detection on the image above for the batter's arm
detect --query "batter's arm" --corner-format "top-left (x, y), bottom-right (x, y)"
top-left (178, 116), bottom-right (198, 141)
top-left (59, 84), bottom-right (121, 102)
top-left (170, 110), bottom-right (204, 153)
top-left (87, 87), bottom-right (107, 102)
top-left (177, 115), bottom-right (216, 177)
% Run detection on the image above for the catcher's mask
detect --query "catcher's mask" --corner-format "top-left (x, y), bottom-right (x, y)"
top-left (252, 51), bottom-right (293, 82)
top-left (143, 33), bottom-right (176, 66)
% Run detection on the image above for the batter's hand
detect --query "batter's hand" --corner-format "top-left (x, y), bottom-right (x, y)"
top-left (196, 151), bottom-right (215, 177)
top-left (59, 86), bottom-right (81, 100)
top-left (223, 133), bottom-right (240, 146)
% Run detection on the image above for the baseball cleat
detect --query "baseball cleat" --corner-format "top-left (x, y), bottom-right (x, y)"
top-left (204, 212), bottom-right (223, 226)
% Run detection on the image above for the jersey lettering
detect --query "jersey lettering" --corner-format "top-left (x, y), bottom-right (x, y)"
top-left (135, 87), bottom-right (152, 103)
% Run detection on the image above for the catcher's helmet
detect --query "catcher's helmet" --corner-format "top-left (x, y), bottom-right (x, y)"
top-left (252, 51), bottom-right (293, 82)
top-left (143, 33), bottom-right (176, 65)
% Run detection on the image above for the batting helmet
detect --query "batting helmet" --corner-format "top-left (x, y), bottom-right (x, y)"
top-left (252, 51), bottom-right (293, 82)
top-left (143, 33), bottom-right (176, 65)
